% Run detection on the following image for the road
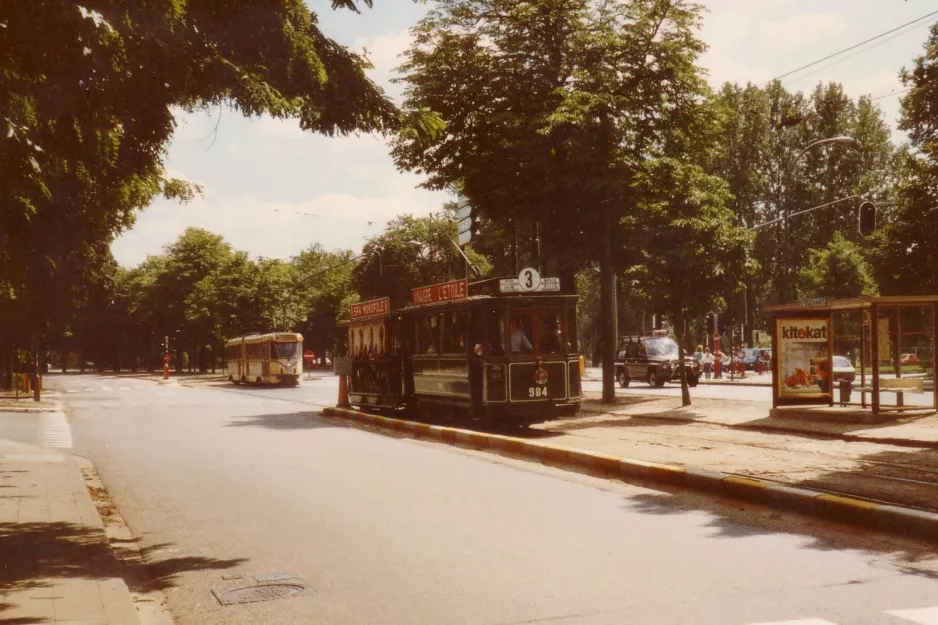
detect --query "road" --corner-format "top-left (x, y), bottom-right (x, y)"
top-left (5, 373), bottom-right (938, 624)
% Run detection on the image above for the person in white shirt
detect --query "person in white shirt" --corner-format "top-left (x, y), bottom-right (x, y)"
top-left (701, 348), bottom-right (714, 379)
top-left (509, 319), bottom-right (533, 353)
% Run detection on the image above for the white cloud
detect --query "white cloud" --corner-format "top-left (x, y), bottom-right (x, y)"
top-left (353, 30), bottom-right (414, 101)
top-left (112, 184), bottom-right (448, 267)
top-left (757, 12), bottom-right (848, 53)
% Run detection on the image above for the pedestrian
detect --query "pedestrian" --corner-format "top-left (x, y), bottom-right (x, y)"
top-left (702, 348), bottom-right (713, 379)
top-left (693, 345), bottom-right (703, 363)
top-left (509, 318), bottom-right (533, 354)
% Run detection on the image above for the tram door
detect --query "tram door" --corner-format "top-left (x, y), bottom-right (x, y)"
top-left (399, 315), bottom-right (416, 399)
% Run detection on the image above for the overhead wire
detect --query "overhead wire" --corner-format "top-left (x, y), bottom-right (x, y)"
top-left (768, 8), bottom-right (938, 84)
top-left (781, 19), bottom-right (935, 87)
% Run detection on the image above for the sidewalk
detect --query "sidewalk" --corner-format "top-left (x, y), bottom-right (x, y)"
top-left (0, 438), bottom-right (141, 624)
top-left (520, 393), bottom-right (938, 512)
top-left (578, 393), bottom-right (938, 447)
top-left (581, 366), bottom-right (771, 386)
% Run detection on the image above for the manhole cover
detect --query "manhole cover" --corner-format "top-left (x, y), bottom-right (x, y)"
top-left (213, 583), bottom-right (309, 606)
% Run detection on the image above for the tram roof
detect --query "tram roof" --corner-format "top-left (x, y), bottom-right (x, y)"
top-left (226, 332), bottom-right (303, 344)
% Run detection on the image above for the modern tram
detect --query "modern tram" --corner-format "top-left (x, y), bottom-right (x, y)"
top-left (340, 273), bottom-right (582, 424)
top-left (225, 332), bottom-right (303, 386)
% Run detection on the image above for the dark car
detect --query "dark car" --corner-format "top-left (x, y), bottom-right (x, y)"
top-left (615, 334), bottom-right (700, 388)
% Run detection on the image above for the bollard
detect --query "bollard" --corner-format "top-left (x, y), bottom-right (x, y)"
top-left (579, 355), bottom-right (585, 376)
top-left (337, 374), bottom-right (351, 408)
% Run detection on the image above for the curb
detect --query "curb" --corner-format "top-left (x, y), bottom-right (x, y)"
top-left (581, 376), bottom-right (772, 387)
top-left (322, 406), bottom-right (938, 542)
top-left (0, 406), bottom-right (61, 413)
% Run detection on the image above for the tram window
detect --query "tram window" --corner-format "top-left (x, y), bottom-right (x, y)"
top-left (470, 311), bottom-right (486, 356)
top-left (487, 310), bottom-right (506, 355)
top-left (509, 314), bottom-right (535, 354)
top-left (442, 312), bottom-right (468, 354)
top-left (417, 314), bottom-right (441, 355)
top-left (566, 308), bottom-right (578, 352)
top-left (539, 312), bottom-right (565, 354)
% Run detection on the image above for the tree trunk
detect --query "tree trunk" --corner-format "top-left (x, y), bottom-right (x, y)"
top-left (600, 205), bottom-right (616, 404)
top-left (675, 310), bottom-right (691, 407)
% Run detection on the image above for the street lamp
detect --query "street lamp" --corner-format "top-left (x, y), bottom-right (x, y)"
top-left (791, 136), bottom-right (856, 167)
top-left (782, 135), bottom-right (858, 301)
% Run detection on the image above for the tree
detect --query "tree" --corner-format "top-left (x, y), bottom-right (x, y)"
top-left (875, 23), bottom-right (938, 294)
top-left (797, 232), bottom-right (878, 300)
top-left (255, 259), bottom-right (306, 333)
top-left (0, 0), bottom-right (399, 378)
top-left (354, 214), bottom-right (491, 309)
top-left (626, 158), bottom-right (753, 405)
top-left (393, 0), bottom-right (714, 401)
top-left (711, 80), bottom-right (895, 329)
top-left (292, 244), bottom-right (359, 363)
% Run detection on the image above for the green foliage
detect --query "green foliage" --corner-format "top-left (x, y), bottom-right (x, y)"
top-left (711, 80), bottom-right (896, 324)
top-left (392, 0), bottom-right (713, 272)
top-left (875, 23), bottom-right (938, 295)
top-left (796, 232), bottom-right (878, 299)
top-left (293, 244), bottom-right (359, 359)
top-left (354, 213), bottom-right (492, 309)
top-left (61, 228), bottom-right (363, 371)
top-left (0, 0), bottom-right (398, 354)
top-left (625, 158), bottom-right (754, 319)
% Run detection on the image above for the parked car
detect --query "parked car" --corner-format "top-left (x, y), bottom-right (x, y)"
top-left (831, 355), bottom-right (856, 383)
top-left (742, 348), bottom-right (772, 370)
top-left (615, 334), bottom-right (700, 388)
top-left (900, 353), bottom-right (920, 366)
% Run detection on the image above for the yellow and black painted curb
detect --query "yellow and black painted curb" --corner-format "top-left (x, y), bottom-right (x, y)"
top-left (322, 405), bottom-right (938, 542)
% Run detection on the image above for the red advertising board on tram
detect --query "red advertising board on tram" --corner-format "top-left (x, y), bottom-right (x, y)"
top-left (410, 279), bottom-right (468, 306)
top-left (350, 296), bottom-right (391, 320)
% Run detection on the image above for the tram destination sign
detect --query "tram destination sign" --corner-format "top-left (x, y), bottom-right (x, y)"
top-left (411, 278), bottom-right (468, 306)
top-left (498, 270), bottom-right (560, 293)
top-left (350, 296), bottom-right (391, 320)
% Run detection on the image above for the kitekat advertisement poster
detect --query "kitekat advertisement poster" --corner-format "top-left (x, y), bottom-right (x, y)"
top-left (776, 318), bottom-right (832, 400)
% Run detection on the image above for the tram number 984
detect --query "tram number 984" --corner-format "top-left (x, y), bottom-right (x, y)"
top-left (528, 387), bottom-right (548, 398)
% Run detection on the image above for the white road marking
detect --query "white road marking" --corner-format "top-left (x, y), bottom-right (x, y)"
top-left (38, 411), bottom-right (72, 449)
top-left (99, 385), bottom-right (112, 391)
top-left (749, 620), bottom-right (838, 625)
top-left (84, 388), bottom-right (96, 391)
top-left (887, 607), bottom-right (938, 624)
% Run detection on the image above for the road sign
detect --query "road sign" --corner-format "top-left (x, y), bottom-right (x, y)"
top-left (457, 202), bottom-right (472, 221)
top-left (457, 216), bottom-right (472, 233)
top-left (458, 229), bottom-right (472, 246)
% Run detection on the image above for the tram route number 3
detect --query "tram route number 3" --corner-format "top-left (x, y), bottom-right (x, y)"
top-left (528, 387), bottom-right (548, 398)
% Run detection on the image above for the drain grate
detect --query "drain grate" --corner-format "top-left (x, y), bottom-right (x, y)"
top-left (213, 582), bottom-right (309, 606)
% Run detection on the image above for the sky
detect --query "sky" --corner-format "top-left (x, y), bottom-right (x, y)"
top-left (110, 0), bottom-right (938, 268)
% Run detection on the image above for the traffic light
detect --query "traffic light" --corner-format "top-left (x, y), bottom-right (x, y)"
top-left (858, 201), bottom-right (876, 237)
top-left (456, 197), bottom-right (479, 246)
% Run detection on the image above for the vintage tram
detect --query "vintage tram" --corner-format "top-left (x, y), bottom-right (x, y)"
top-left (341, 274), bottom-right (582, 424)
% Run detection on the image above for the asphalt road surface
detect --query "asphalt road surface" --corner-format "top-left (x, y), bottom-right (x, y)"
top-left (8, 373), bottom-right (938, 624)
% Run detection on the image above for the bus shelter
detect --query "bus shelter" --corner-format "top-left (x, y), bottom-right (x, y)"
top-left (767, 296), bottom-right (938, 416)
